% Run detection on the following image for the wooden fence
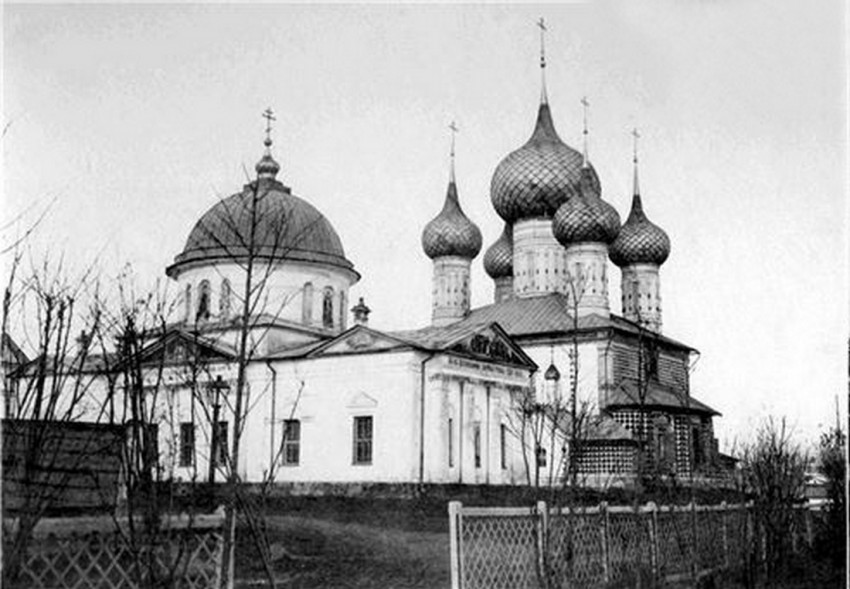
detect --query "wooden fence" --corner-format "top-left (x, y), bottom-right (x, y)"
top-left (448, 500), bottom-right (814, 589)
top-left (3, 509), bottom-right (225, 589)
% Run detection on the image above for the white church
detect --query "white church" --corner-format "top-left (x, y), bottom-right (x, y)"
top-left (31, 30), bottom-right (729, 489)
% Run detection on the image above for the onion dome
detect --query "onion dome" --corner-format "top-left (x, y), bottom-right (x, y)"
top-left (609, 195), bottom-right (670, 266)
top-left (490, 103), bottom-right (600, 223)
top-left (553, 166), bottom-right (621, 246)
top-left (421, 132), bottom-right (483, 260)
top-left (483, 223), bottom-right (513, 279)
top-left (609, 137), bottom-right (671, 266)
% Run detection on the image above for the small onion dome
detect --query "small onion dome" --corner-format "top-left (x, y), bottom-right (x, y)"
top-left (544, 362), bottom-right (561, 381)
top-left (553, 167), bottom-right (621, 246)
top-left (490, 103), bottom-right (600, 223)
top-left (255, 138), bottom-right (281, 180)
top-left (483, 223), bottom-right (513, 279)
top-left (421, 178), bottom-right (483, 260)
top-left (609, 193), bottom-right (671, 267)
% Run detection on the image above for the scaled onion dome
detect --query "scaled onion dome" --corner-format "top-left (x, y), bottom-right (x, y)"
top-left (166, 148), bottom-right (357, 278)
top-left (491, 102), bottom-right (600, 222)
top-left (553, 166), bottom-right (621, 246)
top-left (421, 172), bottom-right (483, 260)
top-left (609, 193), bottom-right (670, 267)
top-left (483, 223), bottom-right (513, 279)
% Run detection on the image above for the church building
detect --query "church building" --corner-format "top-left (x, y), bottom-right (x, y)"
top-left (21, 27), bottom-right (728, 489)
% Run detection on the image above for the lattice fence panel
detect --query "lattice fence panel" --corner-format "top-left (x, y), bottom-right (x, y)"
top-left (607, 511), bottom-right (650, 584)
top-left (695, 509), bottom-right (725, 571)
top-left (7, 527), bottom-right (223, 589)
top-left (547, 511), bottom-right (606, 587)
top-left (461, 513), bottom-right (538, 589)
top-left (724, 508), bottom-right (751, 567)
top-left (655, 509), bottom-right (695, 578)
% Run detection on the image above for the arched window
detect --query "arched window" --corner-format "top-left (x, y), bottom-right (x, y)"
top-left (302, 282), bottom-right (313, 324)
top-left (196, 280), bottom-right (211, 322)
top-left (322, 287), bottom-right (334, 329)
top-left (184, 284), bottom-right (192, 322)
top-left (219, 279), bottom-right (231, 321)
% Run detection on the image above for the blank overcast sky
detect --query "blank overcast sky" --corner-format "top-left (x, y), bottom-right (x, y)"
top-left (2, 1), bottom-right (847, 448)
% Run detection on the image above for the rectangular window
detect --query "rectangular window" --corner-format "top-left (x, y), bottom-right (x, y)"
top-left (353, 416), bottom-right (372, 465)
top-left (473, 422), bottom-right (482, 469)
top-left (282, 419), bottom-right (300, 466)
top-left (179, 422), bottom-right (195, 467)
top-left (448, 418), bottom-right (454, 467)
top-left (212, 421), bottom-right (228, 467)
top-left (500, 424), bottom-right (507, 469)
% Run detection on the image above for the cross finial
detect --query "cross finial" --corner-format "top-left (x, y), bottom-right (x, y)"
top-left (632, 128), bottom-right (641, 196)
top-left (581, 96), bottom-right (590, 167)
top-left (537, 18), bottom-right (547, 69)
top-left (537, 18), bottom-right (549, 104)
top-left (448, 121), bottom-right (459, 182)
top-left (262, 107), bottom-right (276, 149)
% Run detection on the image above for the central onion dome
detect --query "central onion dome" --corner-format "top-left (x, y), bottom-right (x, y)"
top-left (483, 223), bottom-right (513, 278)
top-left (609, 193), bottom-right (670, 267)
top-left (166, 150), bottom-right (356, 278)
top-left (422, 161), bottom-right (482, 260)
top-left (553, 166), bottom-right (621, 246)
top-left (490, 103), bottom-right (600, 223)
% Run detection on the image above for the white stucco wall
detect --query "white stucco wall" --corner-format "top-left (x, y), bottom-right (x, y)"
top-left (174, 260), bottom-right (355, 334)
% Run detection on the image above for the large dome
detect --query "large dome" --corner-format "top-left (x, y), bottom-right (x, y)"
top-left (166, 177), bottom-right (356, 278)
top-left (491, 103), bottom-right (600, 223)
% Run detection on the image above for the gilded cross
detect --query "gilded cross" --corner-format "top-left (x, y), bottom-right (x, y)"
top-left (449, 121), bottom-right (459, 158)
top-left (537, 18), bottom-right (547, 68)
top-left (262, 108), bottom-right (276, 145)
top-left (581, 96), bottom-right (590, 134)
top-left (632, 128), bottom-right (640, 161)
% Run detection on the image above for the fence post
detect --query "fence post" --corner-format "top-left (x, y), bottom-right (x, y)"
top-left (689, 501), bottom-right (698, 583)
top-left (449, 501), bottom-right (463, 589)
top-left (647, 501), bottom-right (658, 583)
top-left (600, 501), bottom-right (610, 584)
top-left (536, 500), bottom-right (548, 583)
top-left (720, 501), bottom-right (729, 569)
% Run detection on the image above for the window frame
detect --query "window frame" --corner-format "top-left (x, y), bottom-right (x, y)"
top-left (352, 415), bottom-right (373, 465)
top-left (179, 422), bottom-right (195, 467)
top-left (282, 419), bottom-right (301, 466)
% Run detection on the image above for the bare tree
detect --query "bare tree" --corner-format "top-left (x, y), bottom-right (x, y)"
top-left (740, 417), bottom-right (810, 582)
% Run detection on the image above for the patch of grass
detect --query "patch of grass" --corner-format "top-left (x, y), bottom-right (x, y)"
top-left (235, 515), bottom-right (450, 588)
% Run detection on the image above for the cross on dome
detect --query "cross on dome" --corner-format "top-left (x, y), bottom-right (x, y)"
top-left (262, 107), bottom-right (276, 149)
top-left (255, 107), bottom-right (281, 180)
top-left (448, 121), bottom-right (459, 182)
top-left (581, 96), bottom-right (590, 167)
top-left (632, 128), bottom-right (641, 195)
top-left (537, 17), bottom-right (548, 104)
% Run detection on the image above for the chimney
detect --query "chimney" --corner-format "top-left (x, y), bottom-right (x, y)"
top-left (351, 297), bottom-right (371, 326)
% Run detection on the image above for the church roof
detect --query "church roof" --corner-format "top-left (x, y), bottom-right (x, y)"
top-left (464, 293), bottom-right (695, 351)
top-left (604, 379), bottom-right (720, 416)
top-left (266, 321), bottom-right (537, 370)
top-left (167, 179), bottom-right (357, 279)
